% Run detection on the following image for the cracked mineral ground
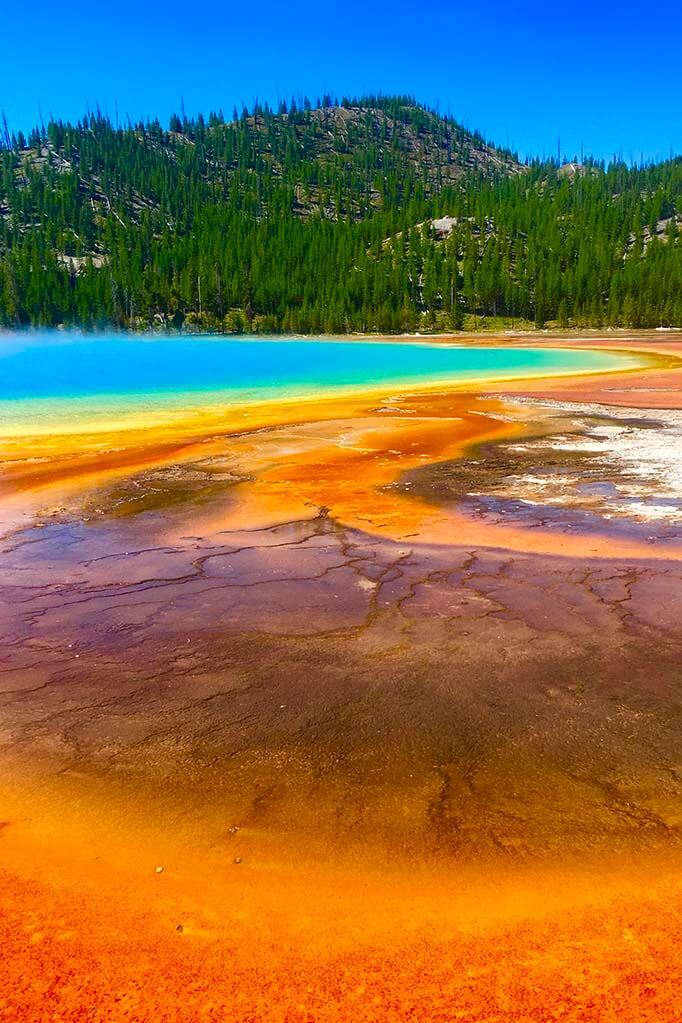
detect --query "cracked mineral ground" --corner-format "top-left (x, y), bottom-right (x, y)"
top-left (1, 335), bottom-right (682, 1022)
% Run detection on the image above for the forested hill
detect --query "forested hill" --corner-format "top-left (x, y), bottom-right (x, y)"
top-left (1, 95), bottom-right (681, 332)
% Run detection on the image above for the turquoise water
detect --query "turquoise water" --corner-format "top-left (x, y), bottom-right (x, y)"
top-left (0, 333), bottom-right (633, 428)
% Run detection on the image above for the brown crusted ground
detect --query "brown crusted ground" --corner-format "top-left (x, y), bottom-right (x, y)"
top-left (1, 335), bottom-right (681, 1021)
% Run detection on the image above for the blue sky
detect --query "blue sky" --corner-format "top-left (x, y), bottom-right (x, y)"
top-left (2, 0), bottom-right (680, 162)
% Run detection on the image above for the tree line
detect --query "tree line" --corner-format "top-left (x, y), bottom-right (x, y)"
top-left (0, 97), bottom-right (680, 332)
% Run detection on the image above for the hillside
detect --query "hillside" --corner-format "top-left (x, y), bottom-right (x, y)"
top-left (0, 95), bottom-right (681, 332)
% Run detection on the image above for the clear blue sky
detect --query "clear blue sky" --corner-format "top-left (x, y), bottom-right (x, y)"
top-left (2, 0), bottom-right (680, 162)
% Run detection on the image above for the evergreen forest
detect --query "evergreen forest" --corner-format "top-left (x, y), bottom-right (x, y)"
top-left (1, 95), bottom-right (680, 332)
